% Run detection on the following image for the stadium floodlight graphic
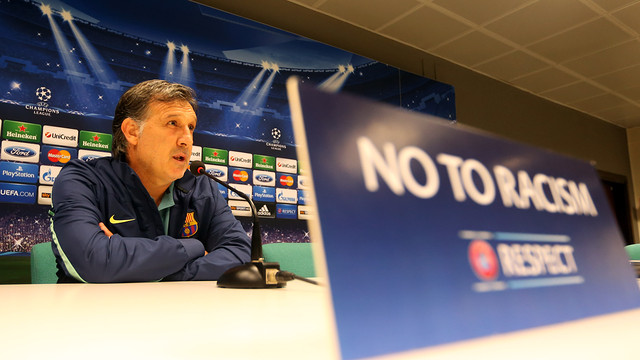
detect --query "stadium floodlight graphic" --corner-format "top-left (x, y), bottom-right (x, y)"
top-left (318, 64), bottom-right (354, 92)
top-left (39, 4), bottom-right (85, 96)
top-left (162, 41), bottom-right (177, 80)
top-left (59, 9), bottom-right (117, 89)
top-left (161, 41), bottom-right (195, 89)
top-left (235, 61), bottom-right (279, 115)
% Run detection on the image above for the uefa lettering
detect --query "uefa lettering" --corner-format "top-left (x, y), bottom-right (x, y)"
top-left (0, 183), bottom-right (37, 204)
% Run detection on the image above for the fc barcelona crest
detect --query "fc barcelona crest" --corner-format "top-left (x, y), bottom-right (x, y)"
top-left (181, 211), bottom-right (198, 237)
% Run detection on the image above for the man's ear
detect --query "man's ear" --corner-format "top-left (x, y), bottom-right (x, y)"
top-left (121, 118), bottom-right (140, 146)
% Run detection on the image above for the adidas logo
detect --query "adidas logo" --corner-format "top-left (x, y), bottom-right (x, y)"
top-left (258, 205), bottom-right (272, 216)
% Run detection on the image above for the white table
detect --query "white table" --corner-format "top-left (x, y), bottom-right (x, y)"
top-left (0, 280), bottom-right (339, 360)
top-left (2, 279), bottom-right (640, 360)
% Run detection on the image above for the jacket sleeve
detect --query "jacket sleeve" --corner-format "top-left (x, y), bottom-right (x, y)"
top-left (163, 181), bottom-right (251, 281)
top-left (51, 163), bottom-right (205, 283)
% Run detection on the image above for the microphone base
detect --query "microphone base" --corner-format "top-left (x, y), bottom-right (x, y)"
top-left (217, 260), bottom-right (286, 289)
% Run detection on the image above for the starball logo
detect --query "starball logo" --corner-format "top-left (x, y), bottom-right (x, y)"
top-left (267, 127), bottom-right (287, 151)
top-left (24, 86), bottom-right (59, 116)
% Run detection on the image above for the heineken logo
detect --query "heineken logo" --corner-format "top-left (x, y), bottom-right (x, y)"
top-left (79, 130), bottom-right (112, 151)
top-left (2, 120), bottom-right (41, 143)
top-left (203, 148), bottom-right (228, 165)
top-left (253, 154), bottom-right (275, 171)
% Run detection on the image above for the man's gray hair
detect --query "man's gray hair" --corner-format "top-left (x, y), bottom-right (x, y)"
top-left (111, 79), bottom-right (197, 160)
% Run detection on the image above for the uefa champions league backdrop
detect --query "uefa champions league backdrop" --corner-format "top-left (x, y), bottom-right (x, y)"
top-left (0, 0), bottom-right (455, 281)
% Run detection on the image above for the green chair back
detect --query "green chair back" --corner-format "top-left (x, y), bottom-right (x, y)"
top-left (624, 244), bottom-right (640, 260)
top-left (263, 242), bottom-right (315, 277)
top-left (30, 242), bottom-right (58, 284)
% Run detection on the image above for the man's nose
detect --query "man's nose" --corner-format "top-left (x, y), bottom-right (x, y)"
top-left (178, 126), bottom-right (193, 147)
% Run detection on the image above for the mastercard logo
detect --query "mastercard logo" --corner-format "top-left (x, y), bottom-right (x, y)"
top-left (232, 170), bottom-right (249, 182)
top-left (47, 149), bottom-right (71, 163)
top-left (468, 240), bottom-right (499, 281)
top-left (279, 175), bottom-right (294, 187)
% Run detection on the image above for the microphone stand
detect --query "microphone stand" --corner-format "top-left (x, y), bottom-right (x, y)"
top-left (191, 162), bottom-right (287, 288)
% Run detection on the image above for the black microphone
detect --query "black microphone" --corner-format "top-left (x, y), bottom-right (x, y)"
top-left (189, 160), bottom-right (286, 288)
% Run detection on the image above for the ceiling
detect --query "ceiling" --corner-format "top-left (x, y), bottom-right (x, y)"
top-left (286, 0), bottom-right (640, 129)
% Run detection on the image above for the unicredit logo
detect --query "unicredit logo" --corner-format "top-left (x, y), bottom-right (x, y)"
top-left (230, 156), bottom-right (250, 163)
top-left (5, 146), bottom-right (36, 157)
top-left (45, 132), bottom-right (76, 141)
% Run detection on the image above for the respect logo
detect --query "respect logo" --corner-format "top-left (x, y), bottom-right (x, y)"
top-left (462, 230), bottom-right (582, 293)
top-left (468, 240), bottom-right (499, 281)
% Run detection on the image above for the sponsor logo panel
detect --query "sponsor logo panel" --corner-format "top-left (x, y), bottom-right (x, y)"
top-left (0, 182), bottom-right (37, 204)
top-left (276, 188), bottom-right (297, 204)
top-left (228, 184), bottom-right (252, 201)
top-left (42, 125), bottom-right (78, 147)
top-left (203, 147), bottom-right (227, 165)
top-left (1, 140), bottom-right (40, 163)
top-left (0, 161), bottom-right (38, 184)
top-left (229, 200), bottom-right (252, 217)
top-left (204, 164), bottom-right (227, 182)
top-left (229, 151), bottom-right (252, 168)
top-left (217, 183), bottom-right (228, 198)
top-left (253, 170), bottom-right (275, 187)
top-left (38, 185), bottom-right (53, 205)
top-left (255, 202), bottom-right (276, 218)
top-left (276, 204), bottom-right (297, 219)
top-left (2, 120), bottom-right (41, 143)
top-left (298, 175), bottom-right (310, 189)
top-left (298, 205), bottom-right (313, 220)
top-left (78, 149), bottom-right (110, 162)
top-left (40, 145), bottom-right (77, 165)
top-left (39, 165), bottom-right (62, 185)
top-left (276, 157), bottom-right (297, 174)
top-left (277, 172), bottom-right (297, 188)
top-left (253, 154), bottom-right (275, 171)
top-left (79, 130), bottom-right (112, 151)
top-left (229, 167), bottom-right (252, 184)
top-left (253, 186), bottom-right (276, 202)
top-left (298, 190), bottom-right (308, 205)
top-left (190, 145), bottom-right (202, 162)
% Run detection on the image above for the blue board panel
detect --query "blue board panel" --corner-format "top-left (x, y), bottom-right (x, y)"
top-left (287, 79), bottom-right (640, 360)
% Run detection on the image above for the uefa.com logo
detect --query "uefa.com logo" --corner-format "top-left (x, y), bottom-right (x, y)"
top-left (463, 230), bottom-right (583, 293)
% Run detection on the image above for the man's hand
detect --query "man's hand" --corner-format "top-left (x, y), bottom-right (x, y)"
top-left (99, 222), bottom-right (113, 238)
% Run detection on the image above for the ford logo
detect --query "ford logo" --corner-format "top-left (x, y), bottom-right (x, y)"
top-left (209, 169), bottom-right (225, 177)
top-left (5, 146), bottom-right (36, 157)
top-left (256, 174), bottom-right (273, 182)
top-left (81, 155), bottom-right (98, 161)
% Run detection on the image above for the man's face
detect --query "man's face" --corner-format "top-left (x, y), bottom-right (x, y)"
top-left (127, 100), bottom-right (196, 189)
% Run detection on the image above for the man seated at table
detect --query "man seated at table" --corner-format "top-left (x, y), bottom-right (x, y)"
top-left (50, 79), bottom-right (251, 283)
